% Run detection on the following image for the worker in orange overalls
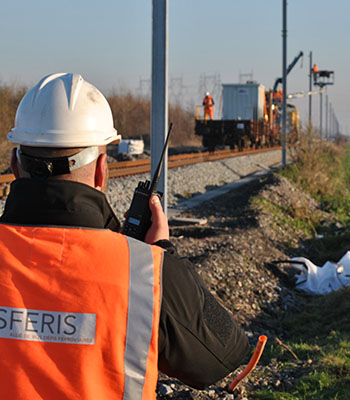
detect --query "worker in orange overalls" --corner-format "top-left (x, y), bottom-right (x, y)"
top-left (203, 91), bottom-right (215, 120)
top-left (0, 73), bottom-right (249, 399)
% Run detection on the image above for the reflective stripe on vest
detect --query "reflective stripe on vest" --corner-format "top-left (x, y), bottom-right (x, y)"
top-left (0, 224), bottom-right (163, 400)
top-left (124, 237), bottom-right (157, 399)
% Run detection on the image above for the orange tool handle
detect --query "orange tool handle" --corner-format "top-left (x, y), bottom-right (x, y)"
top-left (228, 335), bottom-right (267, 392)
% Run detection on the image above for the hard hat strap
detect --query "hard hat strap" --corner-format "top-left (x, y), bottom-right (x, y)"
top-left (17, 146), bottom-right (100, 179)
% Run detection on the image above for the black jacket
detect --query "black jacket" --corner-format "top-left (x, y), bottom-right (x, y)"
top-left (0, 178), bottom-right (250, 389)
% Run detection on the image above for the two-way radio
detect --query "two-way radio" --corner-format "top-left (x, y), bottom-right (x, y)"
top-left (122, 122), bottom-right (173, 241)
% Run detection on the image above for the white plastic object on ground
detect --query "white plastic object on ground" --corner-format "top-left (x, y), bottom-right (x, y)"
top-left (290, 251), bottom-right (350, 294)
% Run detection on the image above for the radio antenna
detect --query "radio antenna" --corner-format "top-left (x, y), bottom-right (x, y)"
top-left (149, 122), bottom-right (173, 193)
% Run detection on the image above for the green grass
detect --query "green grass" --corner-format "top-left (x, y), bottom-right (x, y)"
top-left (250, 137), bottom-right (350, 399)
top-left (279, 142), bottom-right (350, 262)
top-left (251, 289), bottom-right (350, 400)
top-left (280, 144), bottom-right (350, 225)
top-left (251, 196), bottom-right (320, 237)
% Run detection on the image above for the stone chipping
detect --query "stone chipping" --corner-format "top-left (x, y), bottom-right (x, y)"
top-left (106, 150), bottom-right (283, 222)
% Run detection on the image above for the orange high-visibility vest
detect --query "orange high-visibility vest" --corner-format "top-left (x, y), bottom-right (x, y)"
top-left (203, 95), bottom-right (214, 107)
top-left (0, 224), bottom-right (163, 400)
top-left (203, 95), bottom-right (214, 120)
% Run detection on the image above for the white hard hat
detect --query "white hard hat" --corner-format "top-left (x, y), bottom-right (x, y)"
top-left (8, 73), bottom-right (121, 147)
top-left (205, 91), bottom-right (210, 96)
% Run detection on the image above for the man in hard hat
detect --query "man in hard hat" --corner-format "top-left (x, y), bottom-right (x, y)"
top-left (203, 91), bottom-right (215, 120)
top-left (0, 73), bottom-right (249, 399)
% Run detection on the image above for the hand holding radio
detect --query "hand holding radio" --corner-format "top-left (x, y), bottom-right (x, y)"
top-left (122, 123), bottom-right (173, 241)
top-left (144, 195), bottom-right (169, 244)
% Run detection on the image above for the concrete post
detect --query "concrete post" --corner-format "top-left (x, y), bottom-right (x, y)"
top-left (281, 0), bottom-right (287, 166)
top-left (151, 0), bottom-right (168, 213)
top-left (309, 51), bottom-right (312, 126)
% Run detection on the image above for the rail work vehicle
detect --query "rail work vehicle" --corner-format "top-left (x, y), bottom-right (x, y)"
top-left (195, 81), bottom-right (300, 152)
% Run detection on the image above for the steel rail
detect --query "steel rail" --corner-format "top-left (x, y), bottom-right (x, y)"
top-left (109, 145), bottom-right (281, 177)
top-left (0, 146), bottom-right (281, 197)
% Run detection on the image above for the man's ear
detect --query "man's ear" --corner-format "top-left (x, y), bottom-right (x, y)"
top-left (10, 147), bottom-right (20, 179)
top-left (94, 152), bottom-right (108, 191)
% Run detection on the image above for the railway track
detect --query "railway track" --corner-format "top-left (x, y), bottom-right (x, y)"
top-left (0, 146), bottom-right (281, 198)
top-left (110, 145), bottom-right (281, 177)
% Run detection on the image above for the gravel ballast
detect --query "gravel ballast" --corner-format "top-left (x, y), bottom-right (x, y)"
top-left (106, 149), bottom-right (283, 222)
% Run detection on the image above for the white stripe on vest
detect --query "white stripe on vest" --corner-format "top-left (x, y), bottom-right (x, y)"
top-left (123, 237), bottom-right (156, 399)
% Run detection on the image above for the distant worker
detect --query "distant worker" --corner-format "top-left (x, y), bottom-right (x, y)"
top-left (312, 64), bottom-right (319, 73)
top-left (203, 91), bottom-right (215, 120)
top-left (273, 88), bottom-right (283, 104)
top-left (0, 72), bottom-right (250, 399)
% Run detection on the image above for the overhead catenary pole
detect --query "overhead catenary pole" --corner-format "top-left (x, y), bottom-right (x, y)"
top-left (325, 94), bottom-right (328, 139)
top-left (308, 51), bottom-right (312, 126)
top-left (336, 117), bottom-right (340, 135)
top-left (329, 102), bottom-right (334, 137)
top-left (281, 0), bottom-right (287, 166)
top-left (331, 103), bottom-right (335, 137)
top-left (151, 0), bottom-right (168, 213)
top-left (329, 102), bottom-right (333, 138)
top-left (320, 91), bottom-right (323, 138)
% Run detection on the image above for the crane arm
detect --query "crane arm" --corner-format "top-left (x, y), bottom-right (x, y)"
top-left (273, 51), bottom-right (304, 93)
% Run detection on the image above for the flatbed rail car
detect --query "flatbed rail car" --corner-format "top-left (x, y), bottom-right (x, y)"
top-left (195, 82), bottom-right (281, 152)
top-left (195, 118), bottom-right (280, 152)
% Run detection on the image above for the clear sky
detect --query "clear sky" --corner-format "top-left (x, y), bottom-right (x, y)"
top-left (0, 0), bottom-right (348, 134)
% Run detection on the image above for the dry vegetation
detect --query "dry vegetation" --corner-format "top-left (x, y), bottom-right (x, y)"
top-left (0, 83), bottom-right (27, 172)
top-left (0, 83), bottom-right (199, 173)
top-left (108, 89), bottom-right (198, 148)
top-left (287, 126), bottom-right (347, 198)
